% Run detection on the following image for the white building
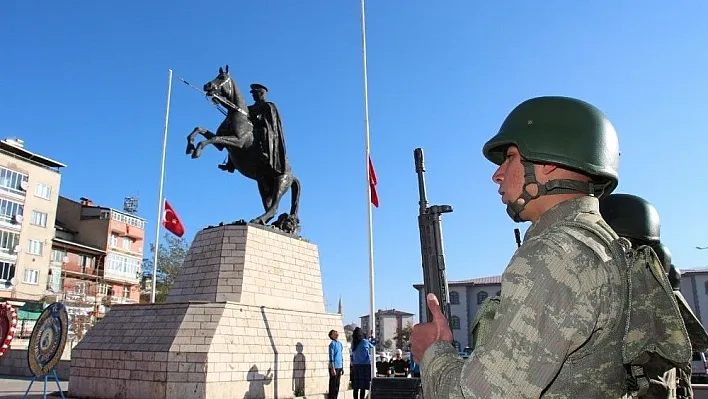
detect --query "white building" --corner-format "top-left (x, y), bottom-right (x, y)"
top-left (415, 268), bottom-right (708, 351)
top-left (360, 309), bottom-right (415, 351)
top-left (414, 277), bottom-right (501, 351)
top-left (678, 268), bottom-right (708, 324)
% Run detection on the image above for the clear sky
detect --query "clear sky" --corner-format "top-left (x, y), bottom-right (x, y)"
top-left (2, 1), bottom-right (707, 325)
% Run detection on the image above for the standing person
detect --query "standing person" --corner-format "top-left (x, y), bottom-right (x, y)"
top-left (390, 349), bottom-right (409, 377)
top-left (600, 193), bottom-right (708, 398)
top-left (411, 96), bottom-right (633, 397)
top-left (328, 330), bottom-right (344, 399)
top-left (350, 327), bottom-right (374, 399)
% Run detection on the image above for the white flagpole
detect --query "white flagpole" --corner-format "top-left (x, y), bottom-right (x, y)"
top-left (360, 0), bottom-right (377, 378)
top-left (151, 68), bottom-right (173, 304)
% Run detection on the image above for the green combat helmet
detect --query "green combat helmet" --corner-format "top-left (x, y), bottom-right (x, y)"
top-left (599, 193), bottom-right (661, 245)
top-left (653, 242), bottom-right (672, 274)
top-left (483, 96), bottom-right (620, 222)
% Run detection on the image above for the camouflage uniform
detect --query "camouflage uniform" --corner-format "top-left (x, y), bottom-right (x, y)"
top-left (420, 196), bottom-right (631, 398)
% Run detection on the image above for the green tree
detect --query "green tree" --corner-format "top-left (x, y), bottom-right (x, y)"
top-left (394, 321), bottom-right (414, 349)
top-left (384, 339), bottom-right (394, 351)
top-left (141, 233), bottom-right (189, 302)
top-left (343, 323), bottom-right (358, 343)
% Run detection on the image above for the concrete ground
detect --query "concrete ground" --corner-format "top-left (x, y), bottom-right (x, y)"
top-left (4, 376), bottom-right (707, 399)
top-left (0, 376), bottom-right (357, 399)
top-left (0, 376), bottom-right (72, 399)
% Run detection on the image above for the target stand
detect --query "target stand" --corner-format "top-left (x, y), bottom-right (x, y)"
top-left (23, 302), bottom-right (69, 399)
top-left (22, 368), bottom-right (66, 399)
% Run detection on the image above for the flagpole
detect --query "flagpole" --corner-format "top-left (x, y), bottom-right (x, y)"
top-left (151, 68), bottom-right (173, 304)
top-left (360, 0), bottom-right (377, 378)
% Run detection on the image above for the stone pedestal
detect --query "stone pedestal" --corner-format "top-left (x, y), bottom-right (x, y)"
top-left (68, 224), bottom-right (350, 399)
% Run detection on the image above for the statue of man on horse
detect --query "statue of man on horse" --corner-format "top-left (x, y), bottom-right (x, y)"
top-left (218, 83), bottom-right (288, 177)
top-left (185, 65), bottom-right (301, 235)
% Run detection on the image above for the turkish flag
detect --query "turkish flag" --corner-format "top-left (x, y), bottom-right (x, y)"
top-left (369, 156), bottom-right (379, 208)
top-left (162, 199), bottom-right (185, 238)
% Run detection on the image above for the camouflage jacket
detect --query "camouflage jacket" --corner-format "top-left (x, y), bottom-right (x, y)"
top-left (420, 196), bottom-right (631, 398)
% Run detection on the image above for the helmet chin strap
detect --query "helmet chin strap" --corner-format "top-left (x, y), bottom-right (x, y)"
top-left (506, 160), bottom-right (600, 222)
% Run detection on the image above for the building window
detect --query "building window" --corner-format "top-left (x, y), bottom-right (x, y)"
top-left (23, 268), bottom-right (39, 284)
top-left (123, 286), bottom-right (130, 298)
top-left (30, 211), bottom-right (48, 227)
top-left (51, 249), bottom-right (66, 262)
top-left (106, 253), bottom-right (141, 279)
top-left (48, 267), bottom-right (61, 292)
top-left (79, 255), bottom-right (94, 273)
top-left (121, 237), bottom-right (132, 250)
top-left (110, 211), bottom-right (146, 230)
top-left (449, 291), bottom-right (460, 304)
top-left (34, 183), bottom-right (51, 200)
top-left (74, 282), bottom-right (87, 295)
top-left (110, 234), bottom-right (118, 247)
top-left (450, 316), bottom-right (461, 330)
top-left (0, 198), bottom-right (23, 224)
top-left (477, 291), bottom-right (489, 305)
top-left (99, 283), bottom-right (110, 296)
top-left (0, 167), bottom-right (29, 196)
top-left (0, 230), bottom-right (20, 254)
top-left (0, 261), bottom-right (15, 281)
top-left (27, 239), bottom-right (43, 256)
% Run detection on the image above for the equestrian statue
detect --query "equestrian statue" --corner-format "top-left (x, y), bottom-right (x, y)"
top-left (185, 65), bottom-right (301, 235)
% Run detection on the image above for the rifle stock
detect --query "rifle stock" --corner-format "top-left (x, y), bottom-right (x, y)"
top-left (414, 148), bottom-right (453, 324)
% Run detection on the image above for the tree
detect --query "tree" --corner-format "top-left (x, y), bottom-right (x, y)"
top-left (343, 323), bottom-right (358, 343)
top-left (393, 321), bottom-right (414, 350)
top-left (384, 339), bottom-right (394, 351)
top-left (141, 233), bottom-right (189, 303)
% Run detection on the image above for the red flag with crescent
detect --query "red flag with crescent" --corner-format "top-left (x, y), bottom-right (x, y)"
top-left (369, 156), bottom-right (379, 208)
top-left (162, 199), bottom-right (185, 238)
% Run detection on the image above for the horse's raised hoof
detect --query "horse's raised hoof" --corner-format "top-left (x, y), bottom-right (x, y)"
top-left (191, 147), bottom-right (202, 159)
top-left (185, 142), bottom-right (195, 155)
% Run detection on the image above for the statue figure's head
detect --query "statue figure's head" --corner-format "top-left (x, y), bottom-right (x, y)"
top-left (250, 83), bottom-right (268, 103)
top-left (204, 65), bottom-right (233, 100)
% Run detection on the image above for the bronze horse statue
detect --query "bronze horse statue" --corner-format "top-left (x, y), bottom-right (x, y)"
top-left (185, 65), bottom-right (301, 234)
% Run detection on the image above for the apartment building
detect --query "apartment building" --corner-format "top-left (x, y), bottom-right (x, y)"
top-left (360, 309), bottom-right (415, 351)
top-left (54, 196), bottom-right (146, 311)
top-left (413, 276), bottom-right (502, 351)
top-left (0, 138), bottom-right (64, 305)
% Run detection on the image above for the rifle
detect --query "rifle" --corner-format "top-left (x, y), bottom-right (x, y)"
top-left (414, 148), bottom-right (453, 324)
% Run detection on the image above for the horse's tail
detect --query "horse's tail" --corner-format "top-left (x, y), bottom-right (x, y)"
top-left (290, 176), bottom-right (301, 217)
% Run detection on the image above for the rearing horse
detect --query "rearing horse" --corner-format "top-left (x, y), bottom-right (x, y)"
top-left (185, 65), bottom-right (301, 229)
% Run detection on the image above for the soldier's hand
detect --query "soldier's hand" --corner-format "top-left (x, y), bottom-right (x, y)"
top-left (410, 293), bottom-right (454, 364)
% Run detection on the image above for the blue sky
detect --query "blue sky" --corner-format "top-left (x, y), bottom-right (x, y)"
top-left (2, 1), bottom-right (707, 325)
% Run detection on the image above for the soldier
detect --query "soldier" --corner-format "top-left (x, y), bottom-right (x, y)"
top-left (410, 96), bottom-right (633, 397)
top-left (600, 193), bottom-right (708, 398)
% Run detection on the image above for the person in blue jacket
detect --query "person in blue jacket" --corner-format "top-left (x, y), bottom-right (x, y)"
top-left (349, 327), bottom-right (374, 399)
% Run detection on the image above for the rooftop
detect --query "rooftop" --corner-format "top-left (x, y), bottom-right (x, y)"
top-left (62, 196), bottom-right (147, 222)
top-left (0, 138), bottom-right (66, 170)
top-left (360, 308), bottom-right (415, 318)
top-left (413, 268), bottom-right (708, 289)
top-left (412, 275), bottom-right (502, 289)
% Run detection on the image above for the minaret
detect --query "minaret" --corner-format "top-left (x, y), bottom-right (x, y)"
top-left (337, 296), bottom-right (343, 314)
